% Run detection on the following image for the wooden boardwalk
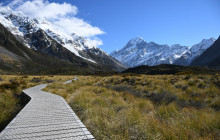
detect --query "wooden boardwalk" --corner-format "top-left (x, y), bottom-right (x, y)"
top-left (0, 84), bottom-right (94, 140)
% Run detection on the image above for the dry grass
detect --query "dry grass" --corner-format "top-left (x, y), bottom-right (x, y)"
top-left (44, 74), bottom-right (220, 140)
top-left (0, 75), bottom-right (74, 131)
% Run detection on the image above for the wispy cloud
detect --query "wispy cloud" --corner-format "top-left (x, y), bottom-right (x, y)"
top-left (10, 0), bottom-right (78, 19)
top-left (6, 0), bottom-right (104, 46)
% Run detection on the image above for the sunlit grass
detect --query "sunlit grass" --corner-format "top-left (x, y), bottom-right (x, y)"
top-left (0, 75), bottom-right (74, 131)
top-left (45, 74), bottom-right (220, 139)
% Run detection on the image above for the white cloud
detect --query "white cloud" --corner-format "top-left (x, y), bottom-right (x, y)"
top-left (11, 0), bottom-right (78, 19)
top-left (7, 0), bottom-right (104, 46)
top-left (54, 17), bottom-right (104, 37)
top-left (85, 37), bottom-right (103, 48)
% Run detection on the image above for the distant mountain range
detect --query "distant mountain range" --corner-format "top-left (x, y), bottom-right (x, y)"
top-left (0, 7), bottom-right (126, 74)
top-left (0, 6), bottom-right (219, 74)
top-left (111, 37), bottom-right (216, 68)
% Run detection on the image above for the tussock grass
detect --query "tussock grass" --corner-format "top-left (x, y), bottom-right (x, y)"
top-left (0, 75), bottom-right (74, 132)
top-left (45, 74), bottom-right (220, 140)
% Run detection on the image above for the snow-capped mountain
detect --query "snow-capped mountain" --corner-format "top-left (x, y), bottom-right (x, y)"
top-left (0, 7), bottom-right (126, 71)
top-left (191, 36), bottom-right (220, 69)
top-left (110, 37), bottom-right (215, 67)
top-left (174, 38), bottom-right (216, 65)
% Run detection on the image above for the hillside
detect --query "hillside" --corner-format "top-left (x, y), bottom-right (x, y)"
top-left (122, 64), bottom-right (219, 75)
top-left (0, 23), bottom-right (114, 74)
top-left (191, 36), bottom-right (220, 69)
top-left (0, 7), bottom-right (126, 72)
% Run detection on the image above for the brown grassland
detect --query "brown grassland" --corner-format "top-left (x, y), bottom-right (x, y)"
top-left (0, 75), bottom-right (74, 131)
top-left (44, 74), bottom-right (220, 140)
top-left (0, 74), bottom-right (220, 139)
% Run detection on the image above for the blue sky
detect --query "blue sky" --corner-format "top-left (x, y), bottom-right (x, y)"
top-left (2, 0), bottom-right (220, 53)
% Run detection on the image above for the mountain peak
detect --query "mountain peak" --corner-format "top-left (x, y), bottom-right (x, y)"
top-left (129, 37), bottom-right (146, 44)
top-left (170, 44), bottom-right (181, 47)
top-left (148, 42), bottom-right (158, 46)
top-left (201, 38), bottom-right (216, 44)
top-left (210, 37), bottom-right (216, 42)
top-left (111, 37), bottom-right (215, 67)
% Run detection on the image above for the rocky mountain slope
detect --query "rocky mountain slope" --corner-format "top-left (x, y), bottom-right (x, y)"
top-left (191, 36), bottom-right (220, 69)
top-left (0, 23), bottom-right (113, 74)
top-left (174, 38), bottom-right (216, 65)
top-left (0, 7), bottom-right (126, 72)
top-left (111, 37), bottom-right (215, 67)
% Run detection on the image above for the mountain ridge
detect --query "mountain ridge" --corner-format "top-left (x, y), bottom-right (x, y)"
top-left (111, 37), bottom-right (215, 67)
top-left (0, 22), bottom-right (125, 74)
top-left (190, 36), bottom-right (220, 69)
top-left (0, 7), bottom-right (126, 72)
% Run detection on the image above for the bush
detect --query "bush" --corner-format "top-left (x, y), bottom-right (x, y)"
top-left (189, 100), bottom-right (207, 109)
top-left (184, 75), bottom-right (191, 80)
top-left (187, 81), bottom-right (196, 86)
top-left (175, 84), bottom-right (188, 90)
top-left (176, 99), bottom-right (189, 108)
top-left (210, 98), bottom-right (220, 111)
top-left (197, 82), bottom-right (206, 89)
top-left (147, 91), bottom-right (178, 104)
top-left (22, 75), bottom-right (28, 79)
top-left (30, 78), bottom-right (42, 83)
top-left (9, 79), bottom-right (16, 82)
top-left (105, 85), bottom-right (141, 97)
top-left (121, 78), bottom-right (136, 85)
top-left (44, 79), bottom-right (54, 83)
top-left (0, 81), bottom-right (20, 91)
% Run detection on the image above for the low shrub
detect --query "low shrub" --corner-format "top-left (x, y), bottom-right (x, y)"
top-left (105, 85), bottom-right (141, 97)
top-left (189, 100), bottom-right (207, 109)
top-left (44, 79), bottom-right (54, 83)
top-left (147, 91), bottom-right (178, 104)
top-left (30, 78), bottom-right (42, 83)
top-left (210, 98), bottom-right (220, 111)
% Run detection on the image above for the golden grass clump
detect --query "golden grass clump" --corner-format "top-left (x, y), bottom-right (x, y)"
top-left (44, 74), bottom-right (220, 140)
top-left (0, 75), bottom-right (74, 131)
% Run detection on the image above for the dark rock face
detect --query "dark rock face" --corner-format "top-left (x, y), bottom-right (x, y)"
top-left (24, 29), bottom-right (83, 64)
top-left (22, 28), bottom-right (127, 71)
top-left (191, 36), bottom-right (220, 69)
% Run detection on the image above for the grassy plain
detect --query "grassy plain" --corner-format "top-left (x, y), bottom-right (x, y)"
top-left (44, 74), bottom-right (220, 140)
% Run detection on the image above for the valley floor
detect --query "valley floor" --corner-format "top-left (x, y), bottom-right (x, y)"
top-left (44, 74), bottom-right (220, 140)
top-left (1, 74), bottom-right (220, 139)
